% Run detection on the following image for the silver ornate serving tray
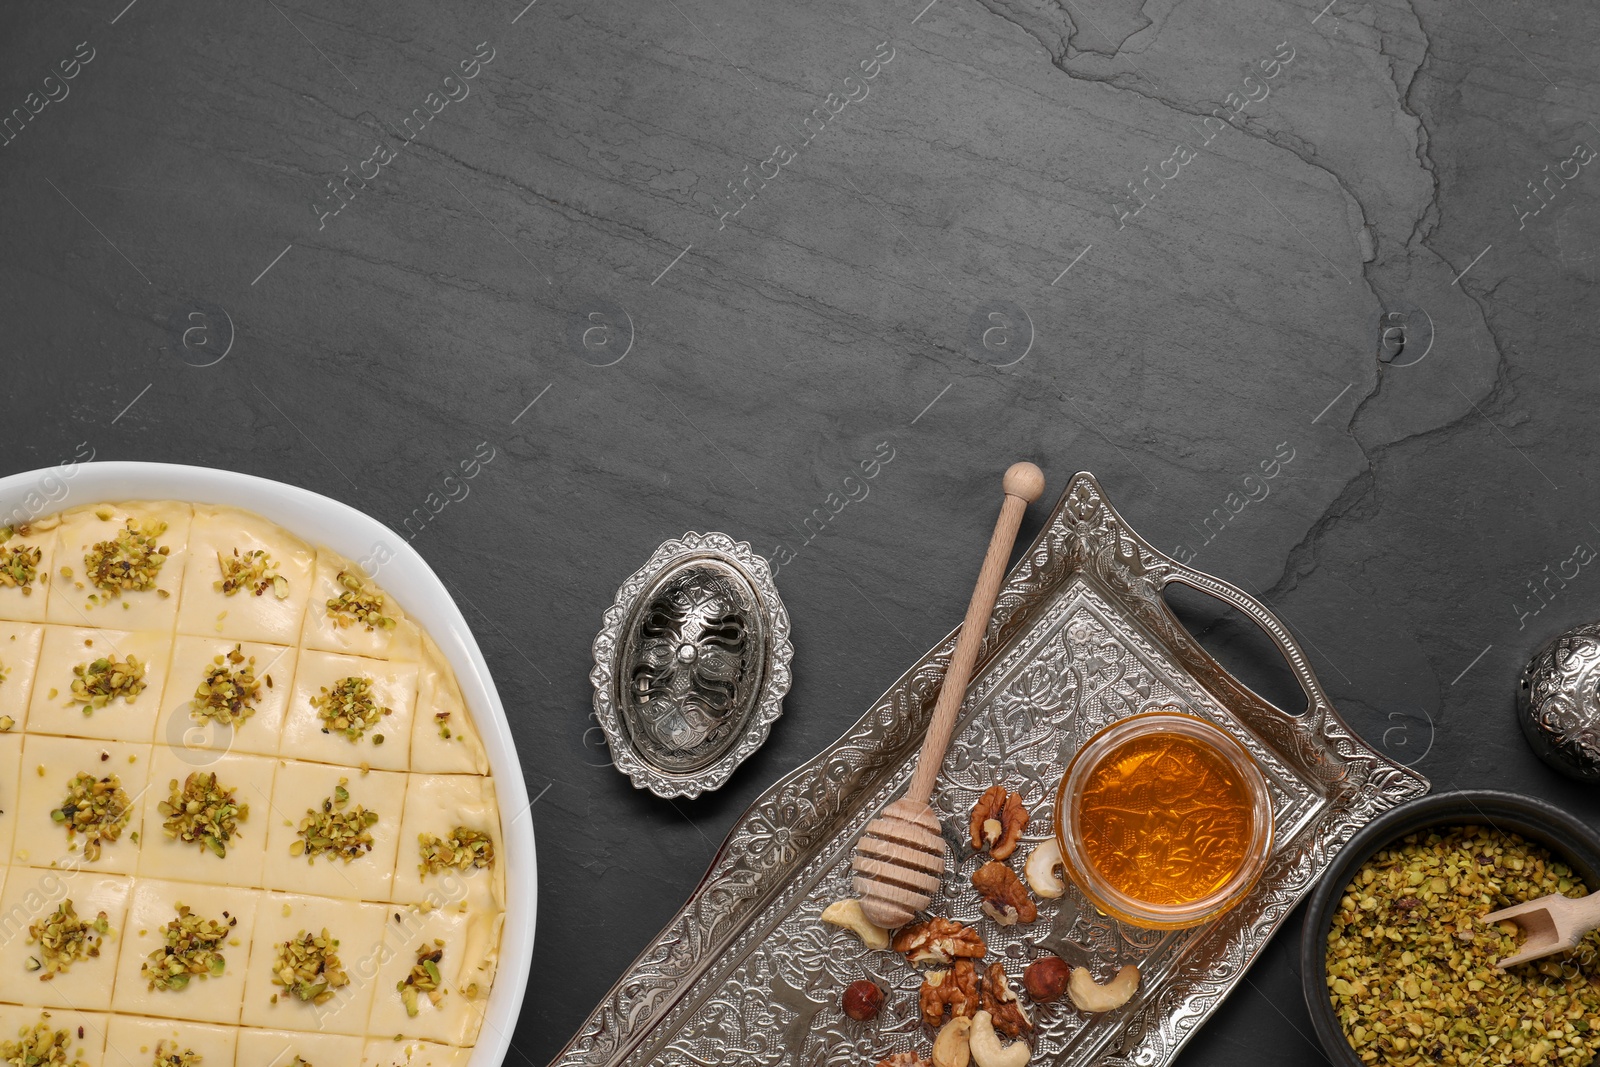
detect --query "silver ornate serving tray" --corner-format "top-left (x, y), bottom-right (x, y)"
top-left (592, 531), bottom-right (793, 799)
top-left (558, 473), bottom-right (1429, 1067)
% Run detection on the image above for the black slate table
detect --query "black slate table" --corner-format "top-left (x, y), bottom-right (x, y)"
top-left (4, 0), bottom-right (1599, 1063)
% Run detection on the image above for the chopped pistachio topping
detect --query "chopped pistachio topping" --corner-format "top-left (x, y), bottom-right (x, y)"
top-left (398, 940), bottom-right (446, 1017)
top-left (84, 519), bottom-right (169, 596)
top-left (272, 928), bottom-right (348, 1005)
top-left (435, 711), bottom-right (453, 740)
top-left (214, 546), bottom-right (288, 598)
top-left (1327, 824), bottom-right (1600, 1066)
top-left (152, 1041), bottom-right (201, 1067)
top-left (70, 654), bottom-right (147, 714)
top-left (26, 899), bottom-right (110, 979)
top-left (418, 827), bottom-right (495, 877)
top-left (292, 780), bottom-right (379, 863)
top-left (0, 715), bottom-right (13, 731)
top-left (0, 542), bottom-right (41, 594)
top-left (311, 675), bottom-right (390, 742)
top-left (0, 1018), bottom-right (87, 1067)
top-left (50, 772), bottom-right (131, 861)
top-left (158, 772), bottom-right (248, 858)
top-left (189, 645), bottom-right (262, 727)
top-left (140, 903), bottom-right (234, 991)
top-left (325, 569), bottom-right (394, 630)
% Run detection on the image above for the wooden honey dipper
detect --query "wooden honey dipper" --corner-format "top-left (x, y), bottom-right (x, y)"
top-left (852, 461), bottom-right (1046, 929)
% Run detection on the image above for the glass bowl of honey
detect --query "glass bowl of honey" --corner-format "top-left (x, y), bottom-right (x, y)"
top-left (1053, 710), bottom-right (1274, 929)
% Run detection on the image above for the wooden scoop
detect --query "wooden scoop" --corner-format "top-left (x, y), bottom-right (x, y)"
top-left (852, 462), bottom-right (1046, 929)
top-left (1483, 891), bottom-right (1600, 969)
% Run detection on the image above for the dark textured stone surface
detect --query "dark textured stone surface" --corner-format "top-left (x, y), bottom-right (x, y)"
top-left (2, 0), bottom-right (1598, 1062)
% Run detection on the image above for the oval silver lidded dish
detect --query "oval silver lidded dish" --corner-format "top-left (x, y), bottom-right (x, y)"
top-left (591, 532), bottom-right (792, 798)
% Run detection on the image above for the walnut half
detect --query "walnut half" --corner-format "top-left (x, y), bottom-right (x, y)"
top-left (972, 862), bottom-right (1037, 926)
top-left (920, 959), bottom-right (980, 1027)
top-left (894, 917), bottom-right (987, 966)
top-left (980, 963), bottom-right (1032, 1038)
top-left (968, 786), bottom-right (1028, 861)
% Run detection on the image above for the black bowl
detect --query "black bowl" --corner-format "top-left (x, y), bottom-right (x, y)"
top-left (1300, 790), bottom-right (1600, 1065)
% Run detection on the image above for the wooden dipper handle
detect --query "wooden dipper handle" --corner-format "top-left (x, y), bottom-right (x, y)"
top-left (905, 461), bottom-right (1045, 805)
top-left (852, 462), bottom-right (1044, 929)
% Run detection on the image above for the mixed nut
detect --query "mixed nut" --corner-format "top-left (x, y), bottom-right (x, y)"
top-left (824, 784), bottom-right (1141, 1067)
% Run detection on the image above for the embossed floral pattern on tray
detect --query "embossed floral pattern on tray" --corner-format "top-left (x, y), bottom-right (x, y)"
top-left (555, 472), bottom-right (1429, 1067)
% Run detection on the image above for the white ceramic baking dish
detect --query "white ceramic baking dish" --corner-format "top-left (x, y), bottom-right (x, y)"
top-left (0, 459), bottom-right (535, 1066)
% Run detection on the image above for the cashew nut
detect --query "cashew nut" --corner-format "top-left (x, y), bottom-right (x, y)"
top-left (931, 1016), bottom-right (972, 1067)
top-left (967, 1011), bottom-right (1029, 1067)
top-left (1023, 840), bottom-right (1066, 899)
top-left (821, 898), bottom-right (890, 950)
top-left (1067, 964), bottom-right (1140, 1012)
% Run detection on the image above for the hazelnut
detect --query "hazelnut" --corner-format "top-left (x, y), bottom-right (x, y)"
top-left (1022, 957), bottom-right (1070, 1001)
top-left (842, 979), bottom-right (886, 1021)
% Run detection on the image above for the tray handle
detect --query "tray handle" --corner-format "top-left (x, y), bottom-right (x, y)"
top-left (1158, 560), bottom-right (1334, 721)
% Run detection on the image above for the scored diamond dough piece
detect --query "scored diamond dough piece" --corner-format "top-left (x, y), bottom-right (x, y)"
top-left (45, 502), bottom-right (192, 632)
top-left (159, 636), bottom-right (297, 759)
top-left (367, 901), bottom-right (500, 1046)
top-left (0, 622), bottom-right (45, 729)
top-left (362, 1036), bottom-right (474, 1067)
top-left (135, 748), bottom-right (278, 890)
top-left (393, 773), bottom-right (503, 913)
top-left (176, 505), bottom-right (317, 645)
top-left (410, 636), bottom-right (488, 775)
top-left (234, 1027), bottom-right (366, 1066)
top-left (300, 551), bottom-right (421, 661)
top-left (0, 735), bottom-right (21, 861)
top-left (0, 1005), bottom-right (108, 1066)
top-left (13, 735), bottom-right (153, 875)
top-left (104, 1013), bottom-right (239, 1065)
top-left (0, 867), bottom-right (132, 1011)
top-left (110, 878), bottom-right (260, 1025)
top-left (261, 760), bottom-right (408, 902)
top-left (239, 891), bottom-right (388, 1036)
top-left (281, 650), bottom-right (418, 771)
top-left (26, 625), bottom-right (174, 744)
top-left (0, 522), bottom-right (56, 624)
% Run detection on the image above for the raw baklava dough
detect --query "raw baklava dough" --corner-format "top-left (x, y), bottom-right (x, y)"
top-left (0, 503), bottom-right (505, 1067)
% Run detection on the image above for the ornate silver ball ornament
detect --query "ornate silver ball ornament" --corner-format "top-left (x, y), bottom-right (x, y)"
top-left (591, 532), bottom-right (792, 798)
top-left (1519, 621), bottom-right (1600, 782)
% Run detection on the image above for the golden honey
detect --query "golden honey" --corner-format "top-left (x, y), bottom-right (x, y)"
top-left (1076, 730), bottom-right (1256, 907)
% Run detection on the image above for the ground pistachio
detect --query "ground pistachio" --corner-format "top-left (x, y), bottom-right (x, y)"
top-left (214, 546), bottom-right (288, 598)
top-left (158, 772), bottom-right (247, 858)
top-left (292, 779), bottom-right (379, 863)
top-left (271, 928), bottom-right (348, 1006)
top-left (1327, 824), bottom-right (1600, 1066)
top-left (0, 1017), bottom-right (86, 1067)
top-left (84, 519), bottom-right (169, 596)
top-left (418, 827), bottom-right (495, 877)
top-left (325, 569), bottom-right (394, 631)
top-left (26, 899), bottom-right (110, 980)
top-left (140, 903), bottom-right (234, 991)
top-left (435, 711), bottom-right (453, 740)
top-left (70, 654), bottom-right (147, 714)
top-left (189, 644), bottom-right (263, 727)
top-left (311, 676), bottom-right (390, 742)
top-left (50, 772), bottom-right (131, 861)
top-left (152, 1040), bottom-right (201, 1067)
top-left (398, 940), bottom-right (446, 1017)
top-left (0, 541), bottom-right (41, 593)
